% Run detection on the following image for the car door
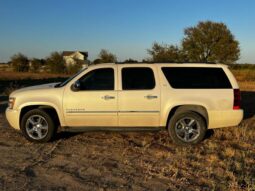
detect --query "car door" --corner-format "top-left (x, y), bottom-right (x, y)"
top-left (63, 66), bottom-right (118, 127)
top-left (117, 65), bottom-right (160, 127)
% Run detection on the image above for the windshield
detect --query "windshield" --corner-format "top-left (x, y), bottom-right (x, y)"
top-left (55, 67), bottom-right (87, 88)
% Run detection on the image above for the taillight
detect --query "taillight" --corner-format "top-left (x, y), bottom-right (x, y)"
top-left (233, 89), bottom-right (241, 110)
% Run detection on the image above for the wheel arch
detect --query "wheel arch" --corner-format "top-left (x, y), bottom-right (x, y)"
top-left (166, 105), bottom-right (208, 128)
top-left (19, 104), bottom-right (63, 129)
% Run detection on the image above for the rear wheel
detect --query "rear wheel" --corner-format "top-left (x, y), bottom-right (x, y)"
top-left (168, 111), bottom-right (206, 145)
top-left (21, 109), bottom-right (56, 143)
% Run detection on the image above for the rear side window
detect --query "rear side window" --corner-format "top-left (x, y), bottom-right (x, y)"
top-left (161, 67), bottom-right (232, 89)
top-left (79, 68), bottom-right (114, 90)
top-left (122, 67), bottom-right (155, 90)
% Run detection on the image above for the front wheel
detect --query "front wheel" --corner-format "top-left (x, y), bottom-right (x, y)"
top-left (21, 109), bottom-right (56, 143)
top-left (168, 112), bottom-right (206, 145)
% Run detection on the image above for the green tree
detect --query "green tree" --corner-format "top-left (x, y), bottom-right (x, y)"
top-left (147, 42), bottom-right (185, 62)
top-left (98, 49), bottom-right (117, 63)
top-left (46, 52), bottom-right (66, 73)
top-left (11, 53), bottom-right (29, 72)
top-left (30, 58), bottom-right (42, 72)
top-left (182, 21), bottom-right (240, 63)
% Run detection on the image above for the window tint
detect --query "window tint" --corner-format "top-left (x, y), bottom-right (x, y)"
top-left (79, 68), bottom-right (114, 90)
top-left (122, 67), bottom-right (155, 90)
top-left (161, 67), bottom-right (232, 89)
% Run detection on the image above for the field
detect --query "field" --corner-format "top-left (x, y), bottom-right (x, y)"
top-left (0, 70), bottom-right (255, 190)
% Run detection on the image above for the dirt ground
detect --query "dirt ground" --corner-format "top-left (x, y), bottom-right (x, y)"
top-left (0, 91), bottom-right (255, 191)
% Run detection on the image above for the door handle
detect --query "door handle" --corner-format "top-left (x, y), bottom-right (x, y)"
top-left (102, 95), bottom-right (115, 100)
top-left (144, 95), bottom-right (158, 99)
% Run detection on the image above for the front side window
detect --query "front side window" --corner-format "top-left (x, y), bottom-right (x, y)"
top-left (122, 67), bottom-right (155, 90)
top-left (79, 68), bottom-right (114, 90)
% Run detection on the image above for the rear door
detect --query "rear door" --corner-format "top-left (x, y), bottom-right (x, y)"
top-left (117, 65), bottom-right (160, 127)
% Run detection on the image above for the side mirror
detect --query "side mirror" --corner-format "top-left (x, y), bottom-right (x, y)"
top-left (71, 80), bottom-right (81, 91)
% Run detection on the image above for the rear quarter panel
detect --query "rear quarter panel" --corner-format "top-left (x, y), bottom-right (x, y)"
top-left (157, 64), bottom-right (237, 128)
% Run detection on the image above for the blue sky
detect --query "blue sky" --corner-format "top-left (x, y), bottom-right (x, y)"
top-left (0, 0), bottom-right (255, 63)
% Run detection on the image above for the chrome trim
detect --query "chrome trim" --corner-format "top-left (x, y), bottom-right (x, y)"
top-left (66, 110), bottom-right (160, 114)
top-left (119, 111), bottom-right (159, 113)
top-left (66, 111), bottom-right (117, 113)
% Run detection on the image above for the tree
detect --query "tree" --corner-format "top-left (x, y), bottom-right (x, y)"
top-left (92, 58), bottom-right (102, 64)
top-left (123, 58), bottom-right (138, 63)
top-left (46, 52), bottom-right (66, 73)
top-left (30, 58), bottom-right (42, 72)
top-left (147, 42), bottom-right (186, 62)
top-left (11, 53), bottom-right (29, 72)
top-left (182, 21), bottom-right (240, 63)
top-left (98, 49), bottom-right (117, 63)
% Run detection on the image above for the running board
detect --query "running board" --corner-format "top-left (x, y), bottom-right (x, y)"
top-left (61, 126), bottom-right (164, 133)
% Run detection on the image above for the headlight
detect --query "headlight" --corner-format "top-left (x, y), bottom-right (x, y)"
top-left (8, 97), bottom-right (16, 109)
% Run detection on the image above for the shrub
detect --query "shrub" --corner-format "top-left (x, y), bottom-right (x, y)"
top-left (11, 53), bottom-right (29, 72)
top-left (30, 58), bottom-right (42, 73)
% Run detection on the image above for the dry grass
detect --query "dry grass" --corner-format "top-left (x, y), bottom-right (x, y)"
top-left (0, 118), bottom-right (254, 190)
top-left (237, 81), bottom-right (255, 91)
top-left (231, 69), bottom-right (255, 91)
top-left (0, 71), bottom-right (68, 81)
top-left (0, 71), bottom-right (69, 96)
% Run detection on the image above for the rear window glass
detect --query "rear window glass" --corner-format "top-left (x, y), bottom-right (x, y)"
top-left (161, 67), bottom-right (232, 89)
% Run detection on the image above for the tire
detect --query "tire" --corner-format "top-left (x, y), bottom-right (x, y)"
top-left (20, 109), bottom-right (56, 143)
top-left (168, 111), bottom-right (206, 145)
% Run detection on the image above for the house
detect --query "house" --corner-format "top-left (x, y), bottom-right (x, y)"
top-left (63, 51), bottom-right (88, 68)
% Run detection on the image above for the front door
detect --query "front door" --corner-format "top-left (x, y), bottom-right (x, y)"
top-left (117, 66), bottom-right (160, 127)
top-left (63, 66), bottom-right (118, 127)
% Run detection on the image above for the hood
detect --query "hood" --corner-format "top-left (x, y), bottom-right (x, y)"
top-left (10, 82), bottom-right (60, 97)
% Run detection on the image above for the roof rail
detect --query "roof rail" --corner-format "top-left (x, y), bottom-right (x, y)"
top-left (115, 62), bottom-right (217, 64)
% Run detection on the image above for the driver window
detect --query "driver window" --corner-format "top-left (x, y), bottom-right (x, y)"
top-left (79, 68), bottom-right (114, 90)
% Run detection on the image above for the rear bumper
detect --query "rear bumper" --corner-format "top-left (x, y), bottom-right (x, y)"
top-left (5, 108), bottom-right (20, 130)
top-left (208, 109), bottom-right (243, 129)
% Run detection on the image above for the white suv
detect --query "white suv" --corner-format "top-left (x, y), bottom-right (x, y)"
top-left (6, 63), bottom-right (243, 145)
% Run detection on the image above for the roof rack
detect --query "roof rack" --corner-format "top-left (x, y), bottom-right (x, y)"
top-left (115, 62), bottom-right (217, 64)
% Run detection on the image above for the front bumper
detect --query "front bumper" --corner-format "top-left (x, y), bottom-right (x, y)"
top-left (5, 108), bottom-right (20, 130)
top-left (208, 109), bottom-right (243, 129)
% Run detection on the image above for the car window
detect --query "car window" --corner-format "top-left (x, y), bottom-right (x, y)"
top-left (161, 67), bottom-right (232, 89)
top-left (79, 68), bottom-right (114, 90)
top-left (122, 67), bottom-right (155, 90)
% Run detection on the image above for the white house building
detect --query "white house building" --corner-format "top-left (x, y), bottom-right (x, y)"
top-left (63, 51), bottom-right (88, 68)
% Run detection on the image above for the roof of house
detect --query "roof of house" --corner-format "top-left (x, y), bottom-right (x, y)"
top-left (63, 51), bottom-right (88, 57)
